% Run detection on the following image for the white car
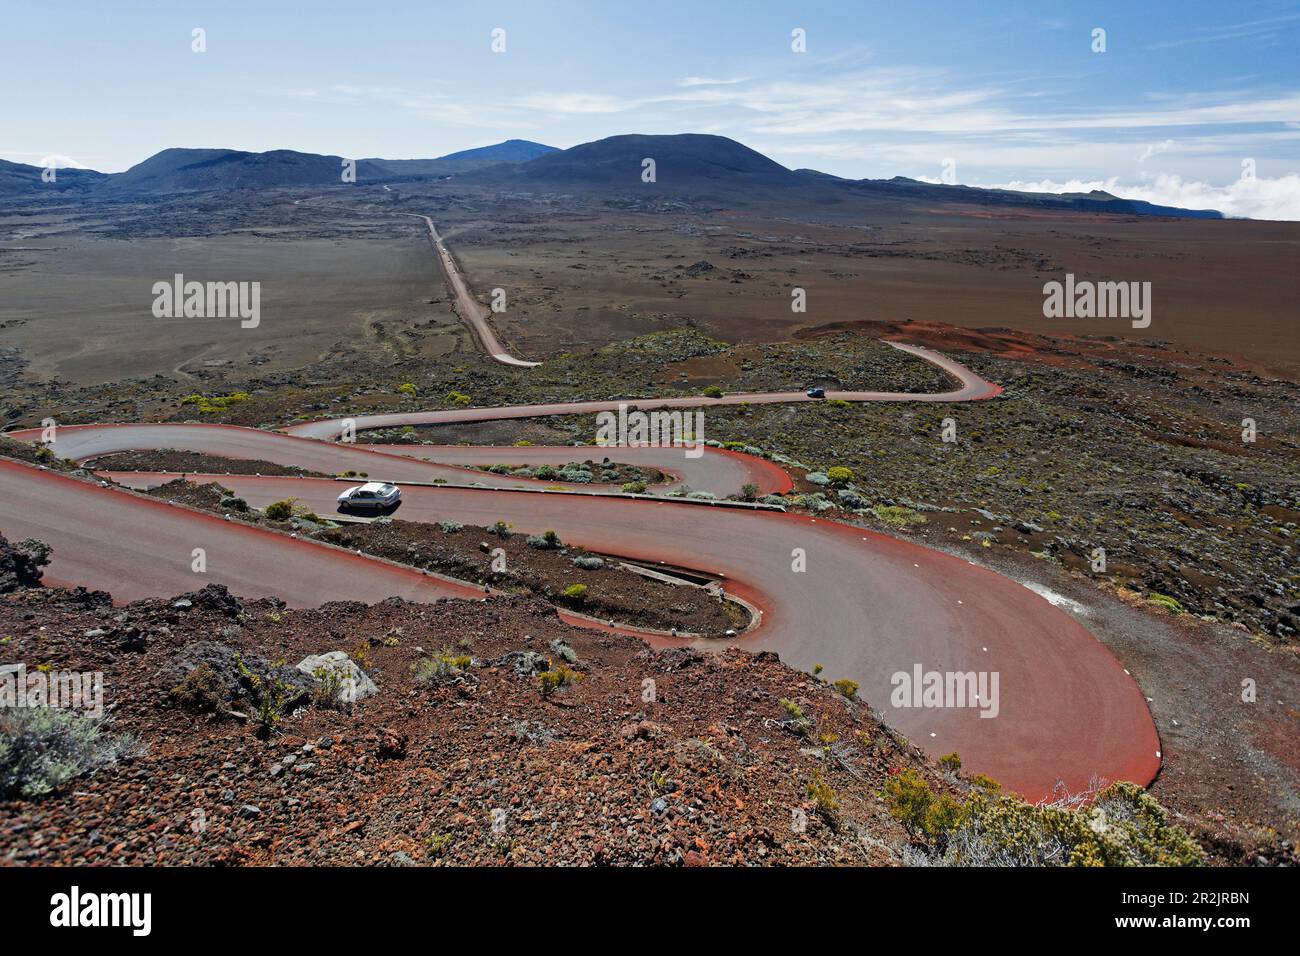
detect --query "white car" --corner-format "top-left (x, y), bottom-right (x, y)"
top-left (336, 481), bottom-right (401, 510)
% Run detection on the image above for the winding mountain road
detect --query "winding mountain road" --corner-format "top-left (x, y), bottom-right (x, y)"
top-left (1, 340), bottom-right (1159, 801)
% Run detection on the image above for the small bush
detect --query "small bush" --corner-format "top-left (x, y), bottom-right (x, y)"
top-left (264, 498), bottom-right (296, 521)
top-left (0, 708), bottom-right (137, 799)
top-left (887, 770), bottom-right (1205, 866)
top-left (807, 773), bottom-right (839, 824)
top-left (701, 385), bottom-right (724, 398)
top-left (488, 520), bottom-right (512, 538)
top-left (872, 504), bottom-right (927, 527)
top-left (739, 482), bottom-right (759, 502)
top-left (537, 662), bottom-right (583, 697)
top-left (446, 390), bottom-right (472, 407)
top-left (561, 583), bottom-right (588, 604)
top-left (884, 769), bottom-right (935, 832)
top-left (777, 697), bottom-right (812, 737)
top-left (398, 382), bottom-right (418, 397)
top-left (414, 650), bottom-right (473, 685)
top-left (234, 653), bottom-right (303, 738)
top-left (438, 520), bottom-right (463, 533)
top-left (832, 679), bottom-right (859, 699)
top-left (527, 530), bottom-right (562, 550)
top-left (311, 666), bottom-right (351, 710)
top-left (939, 752), bottom-right (962, 773)
top-left (1147, 592), bottom-right (1185, 614)
top-left (825, 466), bottom-right (854, 487)
top-left (170, 664), bottom-right (225, 713)
top-left (621, 480), bottom-right (647, 495)
top-left (178, 391), bottom-right (251, 415)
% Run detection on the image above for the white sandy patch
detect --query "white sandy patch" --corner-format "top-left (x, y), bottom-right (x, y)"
top-left (1021, 581), bottom-right (1088, 616)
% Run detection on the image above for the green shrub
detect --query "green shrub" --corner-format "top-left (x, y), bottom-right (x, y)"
top-left (807, 773), bottom-right (839, 823)
top-left (398, 382), bottom-right (418, 397)
top-left (264, 498), bottom-right (295, 521)
top-left (621, 480), bottom-right (647, 495)
top-left (825, 466), bottom-right (854, 486)
top-left (537, 662), bottom-right (583, 697)
top-left (883, 769), bottom-right (935, 832)
top-left (701, 385), bottom-right (724, 398)
top-left (561, 583), bottom-right (588, 603)
top-left (923, 793), bottom-right (964, 839)
top-left (832, 679), bottom-right (859, 699)
top-left (871, 504), bottom-right (927, 527)
top-left (414, 650), bottom-right (473, 685)
top-left (311, 666), bottom-right (350, 710)
top-left (0, 708), bottom-right (137, 799)
top-left (178, 391), bottom-right (251, 415)
top-left (234, 653), bottom-right (302, 738)
top-left (446, 390), bottom-right (472, 407)
top-left (1147, 592), bottom-right (1185, 614)
top-left (886, 770), bottom-right (1205, 867)
top-left (777, 697), bottom-right (812, 737)
top-left (939, 752), bottom-right (962, 773)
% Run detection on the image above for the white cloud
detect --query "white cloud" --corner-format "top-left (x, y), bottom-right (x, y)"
top-left (1138, 139), bottom-right (1175, 162)
top-left (35, 153), bottom-right (88, 169)
top-left (677, 76), bottom-right (749, 87)
top-left (511, 92), bottom-right (633, 114)
top-left (986, 172), bottom-right (1300, 221)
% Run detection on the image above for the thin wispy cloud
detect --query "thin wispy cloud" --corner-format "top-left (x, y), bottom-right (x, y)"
top-left (677, 76), bottom-right (750, 87)
top-left (1143, 12), bottom-right (1300, 50)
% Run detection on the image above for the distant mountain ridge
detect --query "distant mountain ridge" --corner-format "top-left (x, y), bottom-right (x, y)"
top-left (0, 158), bottom-right (107, 194)
top-left (0, 134), bottom-right (1225, 218)
top-left (499, 134), bottom-right (798, 185)
top-left (438, 139), bottom-right (557, 163)
top-left (845, 175), bottom-right (1223, 220)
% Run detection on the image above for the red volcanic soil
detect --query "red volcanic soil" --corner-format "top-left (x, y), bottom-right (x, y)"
top-left (796, 320), bottom-right (1092, 369)
top-left (796, 318), bottom-right (1297, 381)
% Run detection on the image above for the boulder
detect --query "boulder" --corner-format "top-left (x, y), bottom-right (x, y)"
top-left (295, 651), bottom-right (378, 701)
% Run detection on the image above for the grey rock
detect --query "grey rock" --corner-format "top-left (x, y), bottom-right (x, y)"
top-left (295, 650), bottom-right (378, 701)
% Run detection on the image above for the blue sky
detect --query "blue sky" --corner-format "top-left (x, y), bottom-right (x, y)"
top-left (5, 0), bottom-right (1299, 216)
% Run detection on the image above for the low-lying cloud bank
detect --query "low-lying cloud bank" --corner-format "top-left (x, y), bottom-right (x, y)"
top-left (986, 173), bottom-right (1300, 222)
